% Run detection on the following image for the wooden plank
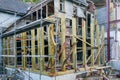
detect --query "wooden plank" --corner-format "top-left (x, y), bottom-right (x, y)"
top-left (61, 14), bottom-right (66, 71)
top-left (96, 25), bottom-right (100, 65)
top-left (48, 25), bottom-right (51, 68)
top-left (41, 27), bottom-right (45, 71)
top-left (101, 26), bottom-right (105, 64)
top-left (13, 35), bottom-right (17, 68)
top-left (48, 24), bottom-right (55, 73)
top-left (37, 28), bottom-right (40, 70)
top-left (7, 37), bottom-right (10, 65)
top-left (72, 17), bottom-right (77, 70)
top-left (82, 19), bottom-right (87, 68)
top-left (90, 19), bottom-right (94, 66)
top-left (21, 32), bottom-right (27, 69)
top-left (31, 29), bottom-right (36, 70)
top-left (37, 27), bottom-right (45, 71)
top-left (2, 38), bottom-right (6, 65)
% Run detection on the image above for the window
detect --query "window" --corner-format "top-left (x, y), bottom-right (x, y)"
top-left (60, 0), bottom-right (65, 12)
top-left (66, 19), bottom-right (72, 35)
top-left (73, 6), bottom-right (77, 16)
top-left (77, 18), bottom-right (82, 35)
top-left (87, 14), bottom-right (91, 37)
top-left (66, 19), bottom-right (72, 27)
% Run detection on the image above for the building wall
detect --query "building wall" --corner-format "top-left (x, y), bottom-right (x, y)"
top-left (54, 0), bottom-right (85, 19)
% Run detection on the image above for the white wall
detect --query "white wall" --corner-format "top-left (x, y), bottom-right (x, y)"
top-left (54, 0), bottom-right (85, 19)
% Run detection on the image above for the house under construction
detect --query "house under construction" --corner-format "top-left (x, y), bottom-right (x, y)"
top-left (0, 0), bottom-right (113, 80)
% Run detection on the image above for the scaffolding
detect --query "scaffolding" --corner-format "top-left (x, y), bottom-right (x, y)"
top-left (0, 0), bottom-right (112, 79)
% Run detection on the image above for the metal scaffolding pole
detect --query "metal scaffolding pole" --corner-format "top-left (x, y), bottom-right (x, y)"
top-left (106, 0), bottom-right (110, 62)
top-left (14, 12), bottom-right (17, 69)
top-left (39, 3), bottom-right (43, 80)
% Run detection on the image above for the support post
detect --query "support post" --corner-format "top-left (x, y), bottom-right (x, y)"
top-left (72, 17), bottom-right (77, 70)
top-left (102, 26), bottom-right (105, 64)
top-left (37, 28), bottom-right (40, 70)
top-left (2, 38), bottom-right (6, 65)
top-left (22, 32), bottom-right (27, 69)
top-left (48, 24), bottom-right (55, 73)
top-left (61, 14), bottom-right (66, 71)
top-left (82, 19), bottom-right (87, 68)
top-left (7, 37), bottom-right (10, 65)
top-left (106, 0), bottom-right (110, 62)
top-left (90, 20), bottom-right (94, 67)
top-left (31, 29), bottom-right (36, 70)
top-left (96, 25), bottom-right (100, 65)
top-left (39, 27), bottom-right (45, 71)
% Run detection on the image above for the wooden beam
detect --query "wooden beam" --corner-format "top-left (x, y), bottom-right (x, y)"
top-left (31, 29), bottom-right (36, 70)
top-left (7, 37), bottom-right (10, 65)
top-left (82, 19), bottom-right (87, 68)
top-left (72, 17), bottom-right (77, 70)
top-left (90, 19), bottom-right (94, 67)
top-left (37, 28), bottom-right (40, 70)
top-left (101, 26), bottom-right (105, 64)
top-left (61, 14), bottom-right (66, 71)
top-left (48, 24), bottom-right (55, 73)
top-left (37, 27), bottom-right (45, 71)
top-left (48, 25), bottom-right (51, 68)
top-left (22, 32), bottom-right (27, 69)
top-left (2, 38), bottom-right (6, 65)
top-left (96, 25), bottom-right (100, 65)
top-left (41, 27), bottom-right (45, 71)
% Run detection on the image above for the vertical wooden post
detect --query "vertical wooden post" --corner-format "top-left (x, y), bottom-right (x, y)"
top-left (22, 32), bottom-right (27, 69)
top-left (46, 5), bottom-right (48, 17)
top-left (40, 27), bottom-right (45, 71)
top-left (90, 20), bottom-right (94, 67)
top-left (72, 17), bottom-right (77, 70)
top-left (42, 27), bottom-right (45, 71)
top-left (101, 26), bottom-right (105, 64)
top-left (37, 27), bottom-right (45, 71)
top-left (48, 24), bottom-right (55, 73)
top-left (31, 29), bottom-right (36, 70)
top-left (96, 25), bottom-right (100, 65)
top-left (82, 19), bottom-right (87, 68)
top-left (61, 14), bottom-right (66, 71)
top-left (37, 28), bottom-right (40, 69)
top-left (2, 38), bottom-right (6, 65)
top-left (48, 26), bottom-right (51, 67)
top-left (7, 37), bottom-right (10, 65)
top-left (13, 35), bottom-right (17, 68)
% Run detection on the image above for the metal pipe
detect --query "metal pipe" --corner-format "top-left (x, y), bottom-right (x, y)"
top-left (106, 0), bottom-right (110, 62)
top-left (39, 4), bottom-right (43, 80)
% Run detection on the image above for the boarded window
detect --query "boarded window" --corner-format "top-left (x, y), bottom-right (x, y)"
top-left (60, 0), bottom-right (65, 11)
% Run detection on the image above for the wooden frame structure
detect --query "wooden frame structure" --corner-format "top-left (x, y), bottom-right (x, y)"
top-left (1, 0), bottom-right (111, 78)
